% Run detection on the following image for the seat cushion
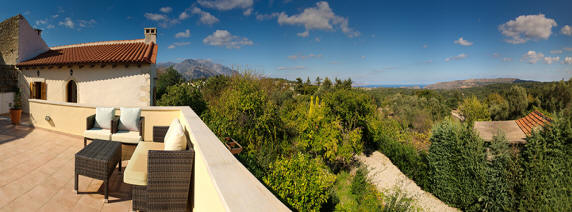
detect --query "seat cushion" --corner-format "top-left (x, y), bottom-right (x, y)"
top-left (119, 107), bottom-right (141, 131)
top-left (94, 107), bottom-right (115, 129)
top-left (111, 130), bottom-right (142, 144)
top-left (164, 119), bottom-right (187, 151)
top-left (123, 142), bottom-right (164, 186)
top-left (83, 128), bottom-right (111, 140)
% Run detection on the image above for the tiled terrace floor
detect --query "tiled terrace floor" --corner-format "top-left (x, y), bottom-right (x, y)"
top-left (0, 117), bottom-right (132, 212)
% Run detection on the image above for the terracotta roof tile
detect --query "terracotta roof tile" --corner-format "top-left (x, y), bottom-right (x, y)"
top-left (16, 39), bottom-right (157, 67)
top-left (516, 110), bottom-right (552, 136)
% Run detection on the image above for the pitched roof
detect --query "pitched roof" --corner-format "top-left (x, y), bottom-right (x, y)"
top-left (515, 110), bottom-right (552, 135)
top-left (16, 39), bottom-right (157, 67)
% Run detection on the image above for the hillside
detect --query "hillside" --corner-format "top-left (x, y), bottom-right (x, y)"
top-left (158, 59), bottom-right (238, 80)
top-left (425, 78), bottom-right (530, 89)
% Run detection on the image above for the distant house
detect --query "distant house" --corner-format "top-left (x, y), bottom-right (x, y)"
top-left (474, 110), bottom-right (552, 144)
top-left (0, 14), bottom-right (158, 112)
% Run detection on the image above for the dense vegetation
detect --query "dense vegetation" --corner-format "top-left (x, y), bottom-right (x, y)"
top-left (157, 68), bottom-right (571, 211)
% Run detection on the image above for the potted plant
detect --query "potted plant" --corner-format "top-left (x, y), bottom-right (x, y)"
top-left (9, 89), bottom-right (22, 125)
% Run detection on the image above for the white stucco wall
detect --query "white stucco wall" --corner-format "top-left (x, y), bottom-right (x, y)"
top-left (17, 17), bottom-right (49, 63)
top-left (19, 64), bottom-right (153, 112)
top-left (0, 92), bottom-right (14, 114)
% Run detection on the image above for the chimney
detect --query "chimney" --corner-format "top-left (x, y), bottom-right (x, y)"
top-left (144, 27), bottom-right (157, 44)
top-left (34, 28), bottom-right (42, 36)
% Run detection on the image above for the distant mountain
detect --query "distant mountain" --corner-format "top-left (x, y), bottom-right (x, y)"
top-left (425, 78), bottom-right (534, 89)
top-left (157, 59), bottom-right (238, 80)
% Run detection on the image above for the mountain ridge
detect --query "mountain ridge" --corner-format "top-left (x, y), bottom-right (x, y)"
top-left (425, 78), bottom-right (536, 89)
top-left (157, 59), bottom-right (238, 80)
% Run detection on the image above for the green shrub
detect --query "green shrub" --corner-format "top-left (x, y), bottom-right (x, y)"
top-left (382, 188), bottom-right (417, 212)
top-left (350, 167), bottom-right (368, 199)
top-left (483, 134), bottom-right (518, 211)
top-left (427, 119), bottom-right (487, 210)
top-left (157, 83), bottom-right (207, 115)
top-left (155, 66), bottom-right (184, 99)
top-left (263, 153), bottom-right (335, 212)
top-left (459, 96), bottom-right (490, 125)
top-left (518, 115), bottom-right (572, 211)
top-left (331, 171), bottom-right (384, 211)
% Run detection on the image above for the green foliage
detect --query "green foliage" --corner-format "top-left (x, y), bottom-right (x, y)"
top-left (459, 96), bottom-right (491, 124)
top-left (486, 93), bottom-right (509, 120)
top-left (518, 114), bottom-right (572, 211)
top-left (367, 116), bottom-right (430, 189)
top-left (293, 96), bottom-right (362, 167)
top-left (156, 66), bottom-right (184, 99)
top-left (10, 88), bottom-right (22, 110)
top-left (537, 79), bottom-right (572, 113)
top-left (382, 189), bottom-right (417, 212)
top-left (377, 93), bottom-right (448, 132)
top-left (427, 119), bottom-right (488, 210)
top-left (322, 89), bottom-right (376, 130)
top-left (330, 171), bottom-right (384, 211)
top-left (263, 153), bottom-right (336, 212)
top-left (157, 83), bottom-right (207, 115)
top-left (482, 133), bottom-right (519, 211)
top-left (506, 85), bottom-right (528, 119)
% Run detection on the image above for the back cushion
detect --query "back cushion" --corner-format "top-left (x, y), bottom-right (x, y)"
top-left (164, 119), bottom-right (187, 151)
top-left (119, 107), bottom-right (141, 131)
top-left (94, 107), bottom-right (115, 129)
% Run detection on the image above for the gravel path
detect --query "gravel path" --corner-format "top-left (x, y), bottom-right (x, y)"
top-left (356, 151), bottom-right (458, 212)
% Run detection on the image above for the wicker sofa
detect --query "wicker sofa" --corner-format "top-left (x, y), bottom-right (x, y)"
top-left (83, 115), bottom-right (144, 146)
top-left (83, 114), bottom-right (117, 146)
top-left (123, 126), bottom-right (195, 212)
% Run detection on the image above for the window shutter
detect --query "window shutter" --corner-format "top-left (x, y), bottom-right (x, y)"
top-left (29, 82), bottom-right (34, 98)
top-left (41, 82), bottom-right (47, 100)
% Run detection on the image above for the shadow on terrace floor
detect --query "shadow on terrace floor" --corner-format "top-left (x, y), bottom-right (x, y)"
top-left (0, 113), bottom-right (33, 145)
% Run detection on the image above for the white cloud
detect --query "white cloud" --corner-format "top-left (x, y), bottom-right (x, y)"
top-left (243, 8), bottom-right (252, 16)
top-left (78, 19), bottom-right (96, 28)
top-left (160, 7), bottom-right (172, 13)
top-left (144, 13), bottom-right (168, 21)
top-left (550, 49), bottom-right (563, 54)
top-left (198, 0), bottom-right (253, 11)
top-left (423, 44), bottom-right (428, 48)
top-left (543, 56), bottom-right (560, 64)
top-left (288, 53), bottom-right (322, 60)
top-left (191, 7), bottom-right (219, 25)
top-left (179, 12), bottom-right (190, 20)
top-left (445, 53), bottom-right (467, 62)
top-left (521, 51), bottom-right (544, 64)
top-left (47, 24), bottom-right (55, 29)
top-left (51, 14), bottom-right (59, 19)
top-left (256, 13), bottom-right (279, 21)
top-left (561, 25), bottom-right (572, 36)
top-left (58, 17), bottom-right (74, 29)
top-left (277, 66), bottom-right (305, 71)
top-left (492, 52), bottom-right (500, 57)
top-left (563, 57), bottom-right (572, 64)
top-left (168, 42), bottom-right (191, 49)
top-left (297, 31), bottom-right (309, 37)
top-left (203, 30), bottom-right (253, 49)
top-left (361, 56), bottom-right (366, 59)
top-left (35, 19), bottom-right (47, 26)
top-left (315, 37), bottom-right (320, 42)
top-left (424, 60), bottom-right (433, 64)
top-left (454, 37), bottom-right (473, 46)
top-left (277, 1), bottom-right (359, 38)
top-left (503, 57), bottom-right (513, 62)
top-left (565, 47), bottom-right (572, 51)
top-left (175, 29), bottom-right (191, 38)
top-left (498, 14), bottom-right (557, 44)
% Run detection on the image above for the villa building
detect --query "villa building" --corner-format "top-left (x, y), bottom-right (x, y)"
top-left (474, 110), bottom-right (552, 144)
top-left (0, 15), bottom-right (157, 112)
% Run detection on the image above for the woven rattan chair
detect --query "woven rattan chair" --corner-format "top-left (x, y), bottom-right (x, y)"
top-left (130, 126), bottom-right (194, 212)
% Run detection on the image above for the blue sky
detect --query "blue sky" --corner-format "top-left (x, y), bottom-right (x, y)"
top-left (2, 0), bottom-right (571, 84)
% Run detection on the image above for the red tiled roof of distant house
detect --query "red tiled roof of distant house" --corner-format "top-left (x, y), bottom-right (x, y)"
top-left (16, 39), bottom-right (157, 67)
top-left (515, 110), bottom-right (552, 135)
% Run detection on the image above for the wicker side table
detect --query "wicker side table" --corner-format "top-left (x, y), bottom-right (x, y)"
top-left (75, 140), bottom-right (122, 203)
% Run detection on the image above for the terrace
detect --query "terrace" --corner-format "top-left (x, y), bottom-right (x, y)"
top-left (0, 100), bottom-right (289, 211)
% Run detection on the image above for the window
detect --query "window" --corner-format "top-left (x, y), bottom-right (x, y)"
top-left (67, 80), bottom-right (77, 103)
top-left (30, 82), bottom-right (46, 100)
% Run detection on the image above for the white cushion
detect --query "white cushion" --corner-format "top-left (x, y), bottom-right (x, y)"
top-left (119, 107), bottom-right (141, 131)
top-left (164, 119), bottom-right (187, 150)
top-left (123, 142), bottom-right (165, 186)
top-left (83, 128), bottom-right (112, 140)
top-left (94, 107), bottom-right (115, 129)
top-left (111, 130), bottom-right (142, 144)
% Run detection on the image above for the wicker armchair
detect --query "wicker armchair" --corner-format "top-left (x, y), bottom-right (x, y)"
top-left (83, 114), bottom-right (118, 146)
top-left (128, 126), bottom-right (194, 212)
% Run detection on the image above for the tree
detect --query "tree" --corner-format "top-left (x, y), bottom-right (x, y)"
top-left (294, 77), bottom-right (304, 94)
top-left (155, 66), bottom-right (184, 99)
top-left (487, 93), bottom-right (509, 120)
top-left (322, 77), bottom-right (332, 90)
top-left (428, 119), bottom-right (488, 210)
top-left (505, 85), bottom-right (528, 119)
top-left (315, 76), bottom-right (322, 86)
top-left (459, 96), bottom-right (491, 125)
top-left (263, 153), bottom-right (336, 212)
top-left (157, 83), bottom-right (207, 115)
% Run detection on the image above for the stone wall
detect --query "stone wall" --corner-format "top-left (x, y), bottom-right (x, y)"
top-left (0, 65), bottom-right (18, 92)
top-left (0, 15), bottom-right (20, 65)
